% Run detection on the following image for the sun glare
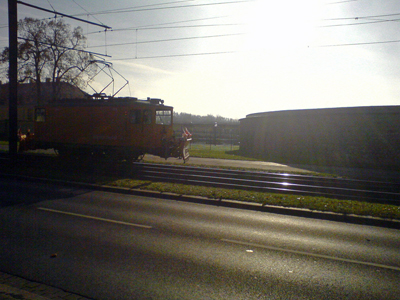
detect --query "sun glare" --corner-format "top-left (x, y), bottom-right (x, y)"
top-left (244, 0), bottom-right (320, 50)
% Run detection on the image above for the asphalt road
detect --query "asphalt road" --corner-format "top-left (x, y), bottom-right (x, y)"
top-left (1, 177), bottom-right (399, 299)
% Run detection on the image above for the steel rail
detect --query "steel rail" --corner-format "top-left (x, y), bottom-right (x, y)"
top-left (132, 163), bottom-right (400, 204)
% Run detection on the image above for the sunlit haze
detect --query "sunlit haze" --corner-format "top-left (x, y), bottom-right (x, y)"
top-left (1, 0), bottom-right (399, 119)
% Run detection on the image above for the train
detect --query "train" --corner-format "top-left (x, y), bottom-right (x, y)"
top-left (19, 95), bottom-right (192, 162)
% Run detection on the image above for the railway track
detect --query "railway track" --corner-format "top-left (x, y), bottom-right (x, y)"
top-left (1, 153), bottom-right (399, 204)
top-left (133, 163), bottom-right (400, 204)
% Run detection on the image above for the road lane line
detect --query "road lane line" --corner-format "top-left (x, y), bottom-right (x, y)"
top-left (38, 207), bottom-right (152, 229)
top-left (221, 239), bottom-right (400, 272)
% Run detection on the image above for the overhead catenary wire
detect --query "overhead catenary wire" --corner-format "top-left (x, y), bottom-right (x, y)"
top-left (45, 0), bottom-right (56, 13)
top-left (111, 50), bottom-right (237, 60)
top-left (76, 0), bottom-right (197, 17)
top-left (320, 18), bottom-right (400, 27)
top-left (2, 0), bottom-right (399, 60)
top-left (86, 32), bottom-right (245, 49)
top-left (0, 2), bottom-right (213, 30)
top-left (111, 24), bottom-right (244, 33)
top-left (70, 0), bottom-right (107, 27)
top-left (323, 11), bottom-right (400, 21)
top-left (18, 37), bottom-right (111, 57)
top-left (85, 15), bottom-right (231, 35)
top-left (73, 0), bottom-right (253, 17)
top-left (326, 0), bottom-right (357, 4)
top-left (17, 1), bottom-right (111, 29)
top-left (133, 15), bottom-right (228, 29)
top-left (313, 39), bottom-right (400, 48)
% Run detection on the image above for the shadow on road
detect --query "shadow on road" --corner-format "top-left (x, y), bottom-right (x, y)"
top-left (0, 177), bottom-right (90, 208)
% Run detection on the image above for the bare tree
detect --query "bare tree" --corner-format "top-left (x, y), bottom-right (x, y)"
top-left (44, 19), bottom-right (96, 100)
top-left (0, 18), bottom-right (49, 103)
top-left (0, 17), bottom-right (96, 104)
top-left (18, 18), bottom-right (50, 104)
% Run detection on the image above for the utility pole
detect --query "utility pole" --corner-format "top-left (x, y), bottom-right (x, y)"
top-left (8, 0), bottom-right (18, 159)
top-left (7, 1), bottom-right (110, 160)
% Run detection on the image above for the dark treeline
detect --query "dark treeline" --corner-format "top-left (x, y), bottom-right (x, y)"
top-left (174, 112), bottom-right (239, 124)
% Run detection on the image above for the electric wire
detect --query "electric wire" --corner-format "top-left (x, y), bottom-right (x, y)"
top-left (324, 12), bottom-right (400, 21)
top-left (45, 0), bottom-right (56, 12)
top-left (18, 1), bottom-right (111, 29)
top-left (314, 39), bottom-right (400, 48)
top-left (73, 0), bottom-right (253, 17)
top-left (320, 18), bottom-right (400, 27)
top-left (133, 15), bottom-right (228, 29)
top-left (111, 24), bottom-right (243, 32)
top-left (17, 37), bottom-right (111, 57)
top-left (85, 15), bottom-right (230, 35)
top-left (111, 50), bottom-right (237, 60)
top-left (75, 0), bottom-right (196, 17)
top-left (0, 1), bottom-right (206, 29)
top-left (86, 32), bottom-right (244, 49)
top-left (70, 0), bottom-right (107, 27)
top-left (2, 0), bottom-right (400, 58)
top-left (326, 0), bottom-right (357, 4)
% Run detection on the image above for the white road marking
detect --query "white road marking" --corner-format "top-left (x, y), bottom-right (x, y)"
top-left (221, 239), bottom-right (400, 272)
top-left (38, 207), bottom-right (152, 229)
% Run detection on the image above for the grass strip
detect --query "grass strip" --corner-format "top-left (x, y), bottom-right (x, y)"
top-left (2, 159), bottom-right (399, 221)
top-left (109, 179), bottom-right (400, 220)
top-left (188, 144), bottom-right (258, 161)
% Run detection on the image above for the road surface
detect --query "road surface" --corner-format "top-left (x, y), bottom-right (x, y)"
top-left (1, 177), bottom-right (399, 299)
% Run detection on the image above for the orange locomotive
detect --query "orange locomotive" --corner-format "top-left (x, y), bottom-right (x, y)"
top-left (21, 96), bottom-right (191, 161)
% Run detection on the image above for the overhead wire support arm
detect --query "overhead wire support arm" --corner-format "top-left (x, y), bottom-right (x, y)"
top-left (8, 0), bottom-right (111, 162)
top-left (17, 1), bottom-right (111, 29)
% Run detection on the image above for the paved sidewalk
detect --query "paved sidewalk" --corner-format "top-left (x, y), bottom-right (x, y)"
top-left (0, 272), bottom-right (91, 300)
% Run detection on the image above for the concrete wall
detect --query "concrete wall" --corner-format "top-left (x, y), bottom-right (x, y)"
top-left (240, 106), bottom-right (400, 169)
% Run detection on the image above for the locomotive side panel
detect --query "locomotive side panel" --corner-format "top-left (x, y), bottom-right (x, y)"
top-left (34, 105), bottom-right (126, 148)
top-left (90, 106), bottom-right (127, 147)
top-left (29, 98), bottom-right (189, 161)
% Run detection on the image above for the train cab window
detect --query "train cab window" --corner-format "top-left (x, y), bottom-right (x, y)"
top-left (27, 108), bottom-right (33, 121)
top-left (130, 110), bottom-right (141, 124)
top-left (156, 110), bottom-right (172, 125)
top-left (35, 108), bottom-right (46, 122)
top-left (143, 109), bottom-right (152, 124)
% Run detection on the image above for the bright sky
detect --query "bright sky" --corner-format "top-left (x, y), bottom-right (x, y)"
top-left (1, 0), bottom-right (399, 119)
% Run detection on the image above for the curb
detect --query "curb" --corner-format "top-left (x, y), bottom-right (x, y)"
top-left (1, 173), bottom-right (399, 230)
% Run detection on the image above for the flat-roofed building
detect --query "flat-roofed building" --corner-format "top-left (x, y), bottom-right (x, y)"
top-left (240, 106), bottom-right (400, 169)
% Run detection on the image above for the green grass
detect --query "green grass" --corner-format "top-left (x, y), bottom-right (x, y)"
top-left (110, 179), bottom-right (400, 220)
top-left (189, 144), bottom-right (258, 161)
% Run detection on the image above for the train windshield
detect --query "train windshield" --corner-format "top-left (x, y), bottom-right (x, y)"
top-left (155, 110), bottom-right (172, 125)
top-left (35, 108), bottom-right (46, 122)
